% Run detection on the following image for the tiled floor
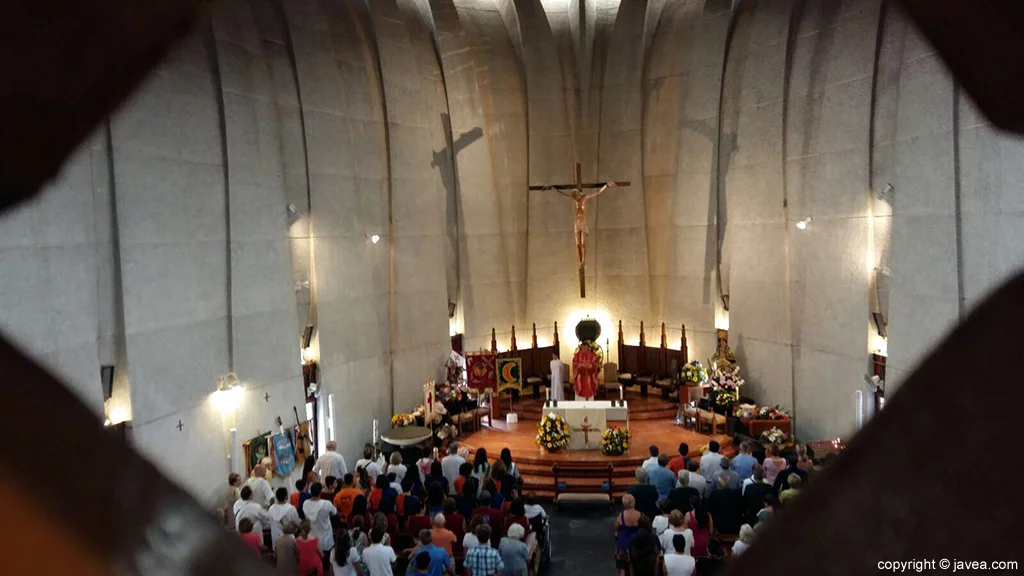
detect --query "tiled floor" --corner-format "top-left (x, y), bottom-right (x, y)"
top-left (542, 504), bottom-right (618, 575)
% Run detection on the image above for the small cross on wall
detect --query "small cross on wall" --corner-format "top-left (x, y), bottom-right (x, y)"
top-left (176, 420), bottom-right (184, 431)
top-left (263, 392), bottom-right (270, 403)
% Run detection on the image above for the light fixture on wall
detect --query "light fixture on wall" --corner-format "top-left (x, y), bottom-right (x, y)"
top-left (795, 217), bottom-right (812, 230)
top-left (103, 418), bottom-right (112, 427)
top-left (368, 233), bottom-right (380, 244)
top-left (873, 266), bottom-right (891, 277)
top-left (876, 183), bottom-right (894, 200)
top-left (211, 372), bottom-right (244, 415)
top-left (294, 280), bottom-right (310, 292)
top-left (287, 204), bottom-right (299, 215)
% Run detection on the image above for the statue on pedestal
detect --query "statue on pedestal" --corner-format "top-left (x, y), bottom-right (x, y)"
top-left (710, 329), bottom-right (738, 376)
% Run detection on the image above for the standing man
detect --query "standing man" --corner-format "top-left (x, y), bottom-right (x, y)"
top-left (699, 441), bottom-right (724, 482)
top-left (648, 455), bottom-right (677, 502)
top-left (667, 443), bottom-right (689, 477)
top-left (549, 351), bottom-right (565, 402)
top-left (243, 465), bottom-right (275, 508)
top-left (312, 440), bottom-right (348, 482)
top-left (233, 486), bottom-right (270, 534)
top-left (731, 441), bottom-right (757, 481)
top-left (441, 443), bottom-right (465, 495)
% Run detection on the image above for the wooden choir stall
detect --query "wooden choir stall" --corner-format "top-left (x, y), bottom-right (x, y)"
top-left (616, 321), bottom-right (689, 399)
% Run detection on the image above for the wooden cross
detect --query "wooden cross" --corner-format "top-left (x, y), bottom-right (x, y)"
top-left (176, 420), bottom-right (184, 431)
top-left (529, 162), bottom-right (630, 298)
top-left (263, 392), bottom-right (270, 403)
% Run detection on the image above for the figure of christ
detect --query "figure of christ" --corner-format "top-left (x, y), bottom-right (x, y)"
top-left (529, 162), bottom-right (630, 298)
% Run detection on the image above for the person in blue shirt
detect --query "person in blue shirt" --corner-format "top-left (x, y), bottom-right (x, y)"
top-left (731, 441), bottom-right (758, 481)
top-left (407, 529), bottom-right (454, 576)
top-left (647, 454), bottom-right (677, 501)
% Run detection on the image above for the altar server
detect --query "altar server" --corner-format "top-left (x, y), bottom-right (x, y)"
top-left (549, 351), bottom-right (565, 402)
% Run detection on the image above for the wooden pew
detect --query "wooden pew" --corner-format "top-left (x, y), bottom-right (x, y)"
top-left (552, 462), bottom-right (614, 509)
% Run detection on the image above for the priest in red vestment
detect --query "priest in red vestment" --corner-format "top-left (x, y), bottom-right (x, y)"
top-left (572, 346), bottom-right (600, 400)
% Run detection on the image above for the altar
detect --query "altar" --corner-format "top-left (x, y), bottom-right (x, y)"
top-left (546, 400), bottom-right (628, 450)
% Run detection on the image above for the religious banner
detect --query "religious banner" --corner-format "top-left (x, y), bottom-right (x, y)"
top-left (466, 351), bottom-right (496, 391)
top-left (292, 421), bottom-right (312, 468)
top-left (496, 357), bottom-right (522, 393)
top-left (272, 432), bottom-right (295, 476)
top-left (245, 433), bottom-right (271, 476)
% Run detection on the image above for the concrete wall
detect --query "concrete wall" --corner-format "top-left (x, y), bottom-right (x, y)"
top-left (6, 0), bottom-right (1024, 497)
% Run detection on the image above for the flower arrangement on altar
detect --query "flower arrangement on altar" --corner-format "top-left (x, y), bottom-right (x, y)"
top-left (536, 412), bottom-right (570, 451)
top-left (681, 361), bottom-right (709, 385)
top-left (757, 404), bottom-right (790, 420)
top-left (709, 366), bottom-right (744, 406)
top-left (760, 426), bottom-right (793, 447)
top-left (600, 426), bottom-right (631, 456)
top-left (390, 413), bottom-right (416, 428)
top-left (436, 422), bottom-right (459, 440)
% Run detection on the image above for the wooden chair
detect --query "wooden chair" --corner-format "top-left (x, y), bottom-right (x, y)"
top-left (601, 362), bottom-right (622, 399)
top-left (698, 409), bottom-right (727, 435)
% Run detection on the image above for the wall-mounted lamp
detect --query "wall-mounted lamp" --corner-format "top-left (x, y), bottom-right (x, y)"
top-left (370, 234), bottom-right (381, 244)
top-left (873, 266), bottom-right (891, 277)
top-left (294, 280), bottom-right (310, 292)
top-left (287, 204), bottom-right (299, 215)
top-left (876, 183), bottom-right (894, 200)
top-left (211, 372), bottom-right (244, 415)
top-left (796, 217), bottom-right (812, 230)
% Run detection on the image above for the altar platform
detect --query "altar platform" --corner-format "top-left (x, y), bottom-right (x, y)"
top-left (512, 389), bottom-right (679, 421)
top-left (460, 417), bottom-right (733, 501)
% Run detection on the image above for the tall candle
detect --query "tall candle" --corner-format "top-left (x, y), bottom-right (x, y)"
top-left (372, 419), bottom-right (379, 444)
top-left (619, 386), bottom-right (624, 400)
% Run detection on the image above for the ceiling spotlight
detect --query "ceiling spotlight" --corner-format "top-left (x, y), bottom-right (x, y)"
top-left (876, 183), bottom-right (894, 200)
top-left (370, 234), bottom-right (380, 244)
top-left (796, 217), bottom-right (811, 230)
top-left (287, 204), bottom-right (298, 214)
top-left (103, 418), bottom-right (112, 427)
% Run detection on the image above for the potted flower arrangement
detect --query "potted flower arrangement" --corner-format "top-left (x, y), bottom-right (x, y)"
top-left (601, 426), bottom-right (631, 456)
top-left (680, 361), bottom-right (709, 386)
top-left (536, 412), bottom-right (570, 451)
top-left (759, 426), bottom-right (794, 448)
top-left (709, 366), bottom-right (743, 414)
top-left (390, 412), bottom-right (416, 428)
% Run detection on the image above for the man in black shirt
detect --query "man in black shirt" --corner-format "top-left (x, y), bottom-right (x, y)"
top-left (771, 454), bottom-right (808, 496)
top-left (669, 467), bottom-right (700, 513)
top-left (626, 466), bottom-right (659, 519)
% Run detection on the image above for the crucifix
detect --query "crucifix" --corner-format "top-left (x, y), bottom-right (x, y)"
top-left (263, 392), bottom-right (270, 403)
top-left (530, 162), bottom-right (630, 298)
top-left (176, 420), bottom-right (184, 432)
top-left (573, 415), bottom-right (597, 447)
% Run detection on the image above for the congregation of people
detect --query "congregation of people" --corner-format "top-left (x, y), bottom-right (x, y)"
top-left (218, 441), bottom-right (544, 576)
top-left (618, 441), bottom-right (814, 576)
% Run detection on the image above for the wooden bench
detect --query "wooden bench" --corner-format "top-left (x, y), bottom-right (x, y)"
top-left (552, 462), bottom-right (614, 509)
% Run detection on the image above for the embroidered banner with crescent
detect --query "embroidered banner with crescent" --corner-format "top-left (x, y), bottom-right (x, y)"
top-left (496, 357), bottom-right (522, 392)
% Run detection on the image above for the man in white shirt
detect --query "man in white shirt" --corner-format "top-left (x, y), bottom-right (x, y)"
top-left (302, 483), bottom-right (337, 552)
top-left (233, 486), bottom-right (270, 534)
top-left (523, 493), bottom-right (547, 520)
top-left (663, 533), bottom-right (696, 576)
top-left (243, 465), bottom-right (275, 508)
top-left (441, 443), bottom-right (465, 494)
top-left (362, 526), bottom-right (397, 576)
top-left (549, 351), bottom-right (565, 401)
top-left (699, 441), bottom-right (724, 482)
top-left (313, 440), bottom-right (348, 481)
top-left (642, 446), bottom-right (661, 471)
top-left (680, 460), bottom-right (708, 498)
top-left (268, 487), bottom-right (300, 547)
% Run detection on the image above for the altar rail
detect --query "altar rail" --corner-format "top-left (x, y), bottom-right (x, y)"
top-left (489, 323), bottom-right (561, 395)
top-left (617, 321), bottom-right (688, 397)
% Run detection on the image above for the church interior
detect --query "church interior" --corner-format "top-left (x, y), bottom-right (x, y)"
top-left (3, 0), bottom-right (1024, 574)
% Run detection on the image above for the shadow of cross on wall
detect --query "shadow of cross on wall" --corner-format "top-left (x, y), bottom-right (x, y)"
top-left (432, 113), bottom-right (483, 310)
